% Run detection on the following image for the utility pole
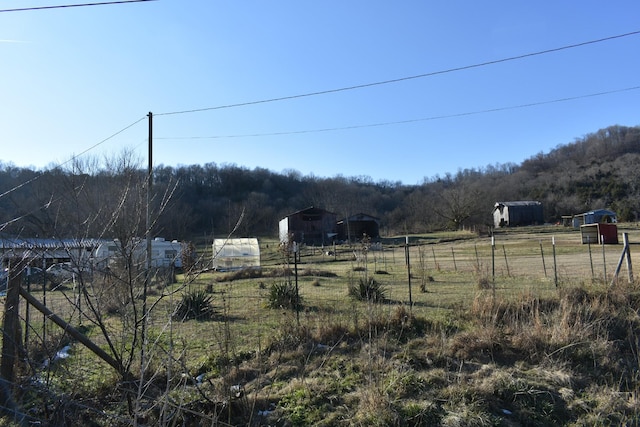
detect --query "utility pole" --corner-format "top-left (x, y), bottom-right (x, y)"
top-left (136, 112), bottom-right (153, 426)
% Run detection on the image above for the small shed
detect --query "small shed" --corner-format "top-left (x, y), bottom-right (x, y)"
top-left (572, 209), bottom-right (617, 228)
top-left (493, 201), bottom-right (544, 228)
top-left (580, 223), bottom-right (618, 244)
top-left (212, 238), bottom-right (260, 271)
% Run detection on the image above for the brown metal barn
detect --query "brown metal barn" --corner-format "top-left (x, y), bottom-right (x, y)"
top-left (278, 207), bottom-right (338, 245)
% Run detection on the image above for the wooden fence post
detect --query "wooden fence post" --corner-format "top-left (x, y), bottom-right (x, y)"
top-left (1, 259), bottom-right (26, 385)
top-left (0, 258), bottom-right (27, 425)
top-left (451, 247), bottom-right (457, 271)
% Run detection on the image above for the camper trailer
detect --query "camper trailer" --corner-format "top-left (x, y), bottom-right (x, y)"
top-left (93, 237), bottom-right (183, 270)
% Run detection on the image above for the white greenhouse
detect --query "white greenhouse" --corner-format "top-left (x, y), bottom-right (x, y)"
top-left (212, 238), bottom-right (260, 271)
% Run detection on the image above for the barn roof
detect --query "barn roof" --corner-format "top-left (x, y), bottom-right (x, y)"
top-left (283, 206), bottom-right (337, 217)
top-left (337, 213), bottom-right (381, 223)
top-left (495, 201), bottom-right (541, 207)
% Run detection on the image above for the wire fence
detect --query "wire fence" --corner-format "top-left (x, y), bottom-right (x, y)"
top-left (1, 229), bottom-right (638, 424)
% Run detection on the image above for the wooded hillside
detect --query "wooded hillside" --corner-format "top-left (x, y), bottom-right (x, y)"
top-left (1, 124), bottom-right (639, 240)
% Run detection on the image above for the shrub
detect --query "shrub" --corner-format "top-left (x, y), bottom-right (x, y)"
top-left (477, 276), bottom-right (492, 290)
top-left (174, 289), bottom-right (214, 321)
top-left (267, 282), bottom-right (302, 310)
top-left (349, 278), bottom-right (387, 303)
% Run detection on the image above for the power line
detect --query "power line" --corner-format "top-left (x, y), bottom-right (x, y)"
top-left (155, 85), bottom-right (640, 140)
top-left (0, 117), bottom-right (145, 202)
top-left (156, 29), bottom-right (640, 117)
top-left (57, 116), bottom-right (147, 168)
top-left (0, 0), bottom-right (156, 13)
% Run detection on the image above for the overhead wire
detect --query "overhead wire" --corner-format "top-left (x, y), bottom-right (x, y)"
top-left (0, 0), bottom-right (156, 13)
top-left (155, 86), bottom-right (640, 140)
top-left (0, 117), bottom-right (146, 202)
top-left (155, 29), bottom-right (640, 117)
top-left (2, 28), bottom-right (639, 208)
top-left (56, 116), bottom-right (147, 169)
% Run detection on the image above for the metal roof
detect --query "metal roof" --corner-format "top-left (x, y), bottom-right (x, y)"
top-left (0, 238), bottom-right (107, 249)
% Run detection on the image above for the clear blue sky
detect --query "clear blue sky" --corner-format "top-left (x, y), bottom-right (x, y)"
top-left (2, 1), bottom-right (639, 185)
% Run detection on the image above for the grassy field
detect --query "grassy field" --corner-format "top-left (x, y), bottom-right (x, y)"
top-left (4, 225), bottom-right (640, 425)
top-left (165, 225), bottom-right (639, 353)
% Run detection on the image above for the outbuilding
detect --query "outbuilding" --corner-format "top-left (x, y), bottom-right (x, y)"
top-left (336, 213), bottom-right (380, 242)
top-left (580, 223), bottom-right (619, 244)
top-left (493, 201), bottom-right (544, 228)
top-left (571, 209), bottom-right (617, 228)
top-left (0, 237), bottom-right (103, 270)
top-left (278, 207), bottom-right (337, 245)
top-left (212, 238), bottom-right (260, 271)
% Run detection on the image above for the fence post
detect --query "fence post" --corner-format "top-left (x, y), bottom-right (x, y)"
top-left (405, 236), bottom-right (412, 310)
top-left (431, 247), bottom-right (438, 271)
top-left (0, 260), bottom-right (26, 426)
top-left (491, 236), bottom-right (495, 283)
top-left (474, 244), bottom-right (480, 272)
top-left (293, 242), bottom-right (300, 326)
top-left (1, 258), bottom-right (26, 386)
top-left (625, 233), bottom-right (634, 283)
top-left (502, 245), bottom-right (510, 277)
top-left (451, 247), bottom-right (457, 271)
top-left (552, 236), bottom-right (558, 287)
top-left (611, 233), bottom-right (634, 286)
top-left (539, 240), bottom-right (547, 278)
top-left (601, 235), bottom-right (607, 281)
top-left (587, 236), bottom-right (594, 280)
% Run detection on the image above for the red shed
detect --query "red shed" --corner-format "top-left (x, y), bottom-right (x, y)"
top-left (580, 223), bottom-right (618, 244)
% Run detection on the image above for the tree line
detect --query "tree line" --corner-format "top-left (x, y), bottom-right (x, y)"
top-left (1, 124), bottom-right (639, 242)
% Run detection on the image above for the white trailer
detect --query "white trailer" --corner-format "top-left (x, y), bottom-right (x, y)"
top-left (93, 237), bottom-right (183, 270)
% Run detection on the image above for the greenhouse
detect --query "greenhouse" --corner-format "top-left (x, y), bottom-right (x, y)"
top-left (212, 238), bottom-right (260, 271)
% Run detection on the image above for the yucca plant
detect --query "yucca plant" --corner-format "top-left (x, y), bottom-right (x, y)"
top-left (174, 289), bottom-right (214, 321)
top-left (349, 277), bottom-right (387, 303)
top-left (267, 281), bottom-right (302, 310)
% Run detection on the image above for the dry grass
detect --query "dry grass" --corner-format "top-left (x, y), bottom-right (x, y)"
top-left (5, 228), bottom-right (640, 425)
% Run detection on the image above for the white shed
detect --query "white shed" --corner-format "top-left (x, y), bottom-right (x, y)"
top-left (212, 238), bottom-right (260, 271)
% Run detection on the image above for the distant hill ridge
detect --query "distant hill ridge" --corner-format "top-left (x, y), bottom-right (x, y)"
top-left (1, 125), bottom-right (639, 238)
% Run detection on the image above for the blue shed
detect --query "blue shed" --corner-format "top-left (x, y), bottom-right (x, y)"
top-left (572, 209), bottom-right (617, 228)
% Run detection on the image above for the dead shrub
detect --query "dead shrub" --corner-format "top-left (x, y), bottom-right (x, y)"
top-left (216, 267), bottom-right (263, 282)
top-left (448, 326), bottom-right (505, 362)
top-left (477, 276), bottom-right (492, 290)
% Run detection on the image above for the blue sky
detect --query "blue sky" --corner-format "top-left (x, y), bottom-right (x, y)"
top-left (2, 1), bottom-right (639, 185)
